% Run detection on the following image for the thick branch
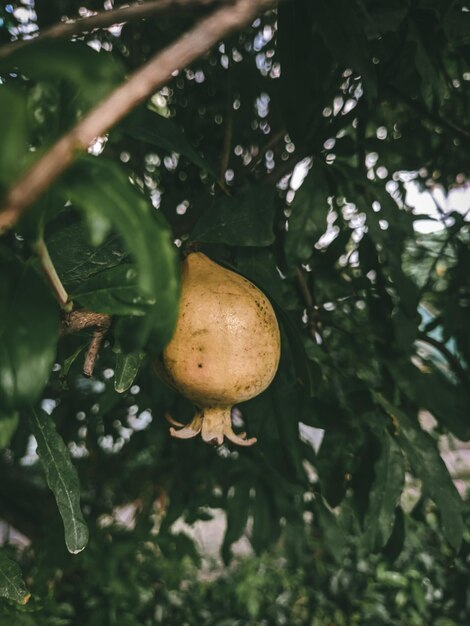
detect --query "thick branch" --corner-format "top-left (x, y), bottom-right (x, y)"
top-left (0, 0), bottom-right (278, 233)
top-left (0, 0), bottom-right (231, 60)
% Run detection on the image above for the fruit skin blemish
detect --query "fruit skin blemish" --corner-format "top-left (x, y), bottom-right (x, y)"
top-left (155, 252), bottom-right (280, 446)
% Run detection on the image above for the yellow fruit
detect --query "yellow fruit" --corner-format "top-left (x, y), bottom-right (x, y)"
top-left (158, 252), bottom-right (280, 446)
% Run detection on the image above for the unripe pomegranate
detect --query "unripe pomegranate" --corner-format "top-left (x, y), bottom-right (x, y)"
top-left (158, 252), bottom-right (280, 446)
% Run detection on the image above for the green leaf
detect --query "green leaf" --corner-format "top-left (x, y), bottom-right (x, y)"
top-left (0, 550), bottom-right (30, 605)
top-left (190, 185), bottom-right (276, 247)
top-left (114, 350), bottom-right (145, 393)
top-left (391, 362), bottom-right (470, 441)
top-left (316, 0), bottom-right (377, 99)
top-left (0, 412), bottom-right (19, 450)
top-left (73, 264), bottom-right (154, 316)
top-left (364, 426), bottom-right (405, 550)
top-left (46, 213), bottom-right (127, 290)
top-left (277, 1), bottom-right (334, 143)
top-left (0, 253), bottom-right (58, 411)
top-left (444, 3), bottom-right (470, 45)
top-left (251, 487), bottom-right (279, 553)
top-left (122, 108), bottom-right (217, 178)
top-left (376, 395), bottom-right (464, 550)
top-left (61, 157), bottom-right (180, 351)
top-left (0, 41), bottom-right (124, 110)
top-left (222, 482), bottom-right (251, 563)
top-left (29, 408), bottom-right (89, 554)
top-left (285, 165), bottom-right (330, 265)
top-left (0, 86), bottom-right (29, 188)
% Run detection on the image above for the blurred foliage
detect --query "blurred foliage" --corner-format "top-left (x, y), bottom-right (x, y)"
top-left (0, 0), bottom-right (469, 618)
top-left (1, 497), bottom-right (469, 625)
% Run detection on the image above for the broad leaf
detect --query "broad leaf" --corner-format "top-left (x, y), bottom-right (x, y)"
top-left (46, 214), bottom-right (127, 290)
top-left (190, 185), bottom-right (276, 247)
top-left (0, 551), bottom-right (30, 605)
top-left (0, 253), bottom-right (58, 411)
top-left (0, 40), bottom-right (124, 109)
top-left (114, 350), bottom-right (145, 393)
top-left (376, 395), bottom-right (463, 550)
top-left (0, 412), bottom-right (19, 450)
top-left (61, 157), bottom-right (180, 351)
top-left (285, 165), bottom-right (330, 265)
top-left (73, 264), bottom-right (155, 316)
top-left (364, 425), bottom-right (405, 550)
top-left (29, 408), bottom-right (89, 554)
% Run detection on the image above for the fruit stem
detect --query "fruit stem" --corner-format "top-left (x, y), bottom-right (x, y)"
top-left (32, 237), bottom-right (73, 312)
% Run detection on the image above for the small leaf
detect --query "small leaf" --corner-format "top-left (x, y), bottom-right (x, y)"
top-left (73, 264), bottom-right (154, 316)
top-left (29, 408), bottom-right (89, 554)
top-left (191, 185), bottom-right (276, 247)
top-left (376, 395), bottom-right (464, 550)
top-left (285, 165), bottom-right (330, 265)
top-left (122, 107), bottom-right (217, 178)
top-left (114, 350), bottom-right (145, 393)
top-left (0, 412), bottom-right (19, 450)
top-left (0, 252), bottom-right (58, 411)
top-left (0, 550), bottom-right (30, 605)
top-left (364, 425), bottom-right (405, 550)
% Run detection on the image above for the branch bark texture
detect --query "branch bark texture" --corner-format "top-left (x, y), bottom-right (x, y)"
top-left (0, 0), bottom-right (277, 233)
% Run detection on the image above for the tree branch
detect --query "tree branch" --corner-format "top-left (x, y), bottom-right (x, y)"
top-left (0, 0), bottom-right (278, 234)
top-left (61, 310), bottom-right (112, 377)
top-left (0, 0), bottom-right (232, 60)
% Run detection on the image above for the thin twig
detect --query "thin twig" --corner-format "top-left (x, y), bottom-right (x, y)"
top-left (247, 128), bottom-right (286, 177)
top-left (61, 310), bottom-right (111, 377)
top-left (219, 67), bottom-right (234, 185)
top-left (0, 0), bottom-right (232, 60)
top-left (0, 0), bottom-right (278, 234)
top-left (32, 238), bottom-right (72, 311)
top-left (295, 267), bottom-right (328, 351)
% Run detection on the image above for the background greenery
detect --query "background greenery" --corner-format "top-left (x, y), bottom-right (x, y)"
top-left (0, 0), bottom-right (469, 622)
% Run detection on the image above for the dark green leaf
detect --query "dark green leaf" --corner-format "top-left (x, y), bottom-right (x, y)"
top-left (114, 350), bottom-right (145, 393)
top-left (190, 185), bottom-right (276, 247)
top-left (0, 412), bottom-right (19, 449)
top-left (316, 0), bottom-right (377, 99)
top-left (391, 362), bottom-right (470, 440)
top-left (46, 214), bottom-right (127, 290)
top-left (376, 395), bottom-right (463, 550)
top-left (0, 253), bottom-right (58, 411)
top-left (29, 408), bottom-right (89, 554)
top-left (285, 165), bottom-right (330, 265)
top-left (364, 426), bottom-right (405, 550)
top-left (277, 1), bottom-right (334, 142)
top-left (61, 157), bottom-right (180, 351)
top-left (0, 86), bottom-right (29, 188)
top-left (0, 41), bottom-right (124, 109)
top-left (123, 108), bottom-right (217, 178)
top-left (73, 264), bottom-right (154, 316)
top-left (222, 482), bottom-right (251, 563)
top-left (0, 551), bottom-right (30, 605)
